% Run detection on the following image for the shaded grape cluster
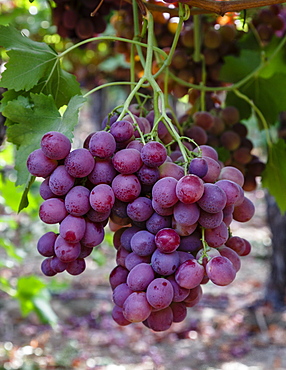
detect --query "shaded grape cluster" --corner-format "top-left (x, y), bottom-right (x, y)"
top-left (27, 106), bottom-right (255, 332)
top-left (179, 106), bottom-right (265, 191)
top-left (52, 0), bottom-right (131, 41)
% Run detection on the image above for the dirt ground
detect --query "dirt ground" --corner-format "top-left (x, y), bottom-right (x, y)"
top-left (1, 188), bottom-right (286, 370)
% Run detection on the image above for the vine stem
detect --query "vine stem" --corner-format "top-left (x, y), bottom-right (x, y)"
top-left (233, 88), bottom-right (273, 148)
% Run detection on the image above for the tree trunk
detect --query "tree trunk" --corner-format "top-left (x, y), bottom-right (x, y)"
top-left (265, 192), bottom-right (286, 309)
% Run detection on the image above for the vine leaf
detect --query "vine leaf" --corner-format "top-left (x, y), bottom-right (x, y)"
top-left (0, 24), bottom-right (57, 91)
top-left (2, 93), bottom-right (86, 188)
top-left (262, 139), bottom-right (286, 214)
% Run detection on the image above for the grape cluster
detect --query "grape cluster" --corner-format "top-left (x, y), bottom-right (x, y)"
top-left (52, 0), bottom-right (131, 41)
top-left (179, 106), bottom-right (265, 192)
top-left (27, 107), bottom-right (255, 331)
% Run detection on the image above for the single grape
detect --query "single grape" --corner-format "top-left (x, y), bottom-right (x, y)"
top-left (64, 148), bottom-right (95, 178)
top-left (137, 164), bottom-right (160, 185)
top-left (88, 158), bottom-right (118, 185)
top-left (205, 221), bottom-right (229, 248)
top-left (145, 306), bottom-right (173, 331)
top-left (130, 230), bottom-right (156, 256)
top-left (59, 215), bottom-right (86, 243)
top-left (110, 120), bottom-right (135, 142)
top-left (112, 148), bottom-right (143, 174)
top-left (176, 174), bottom-right (204, 204)
top-left (151, 199), bottom-right (174, 216)
top-left (89, 184), bottom-right (115, 214)
top-left (193, 145), bottom-right (219, 161)
top-left (170, 301), bottom-right (188, 323)
top-left (198, 209), bottom-right (223, 229)
top-left (216, 179), bottom-right (244, 206)
top-left (112, 305), bottom-right (131, 326)
top-left (225, 235), bottom-right (246, 255)
top-left (112, 283), bottom-right (133, 307)
top-left (126, 263), bottom-right (155, 291)
top-left (81, 219), bottom-right (104, 248)
top-left (49, 165), bottom-right (75, 196)
top-left (54, 235), bottom-right (81, 263)
top-left (189, 157), bottom-right (208, 178)
top-left (197, 183), bottom-right (227, 214)
top-left (126, 197), bottom-right (153, 222)
top-left (109, 265), bottom-right (129, 290)
top-left (167, 274), bottom-right (190, 302)
top-left (50, 256), bottom-right (67, 273)
top-left (206, 255), bottom-right (236, 286)
top-left (178, 231), bottom-right (202, 253)
top-left (233, 196), bottom-right (255, 222)
top-left (155, 228), bottom-right (181, 253)
top-left (89, 131), bottom-right (116, 158)
top-left (65, 185), bottom-right (91, 216)
top-left (41, 131), bottom-right (71, 160)
top-left (175, 259), bottom-right (205, 289)
top-left (146, 212), bottom-right (172, 235)
top-left (158, 162), bottom-right (184, 180)
top-left (37, 231), bottom-right (57, 257)
top-left (39, 177), bottom-right (57, 200)
top-left (125, 252), bottom-right (151, 271)
top-left (152, 177), bottom-right (178, 208)
top-left (151, 249), bottom-right (180, 276)
top-left (41, 258), bottom-right (57, 276)
top-left (219, 166), bottom-right (244, 187)
top-left (146, 278), bottom-right (174, 309)
top-left (112, 174), bottom-right (141, 202)
top-left (122, 291), bottom-right (152, 322)
top-left (201, 156), bottom-right (221, 183)
top-left (39, 198), bottom-right (68, 224)
top-left (217, 245), bottom-right (241, 272)
top-left (173, 201), bottom-right (200, 226)
top-left (141, 141), bottom-right (167, 168)
top-left (27, 148), bottom-right (58, 178)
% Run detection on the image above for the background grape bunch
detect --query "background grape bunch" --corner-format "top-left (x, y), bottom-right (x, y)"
top-left (27, 106), bottom-right (255, 332)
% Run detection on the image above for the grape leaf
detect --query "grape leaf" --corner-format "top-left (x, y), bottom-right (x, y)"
top-left (0, 24), bottom-right (57, 91)
top-left (3, 93), bottom-right (86, 186)
top-left (262, 139), bottom-right (286, 214)
top-left (225, 73), bottom-right (286, 126)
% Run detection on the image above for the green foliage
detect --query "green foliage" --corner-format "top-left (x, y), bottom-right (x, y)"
top-left (262, 139), bottom-right (286, 214)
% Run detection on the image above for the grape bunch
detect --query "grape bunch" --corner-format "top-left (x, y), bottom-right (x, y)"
top-left (179, 106), bottom-right (265, 192)
top-left (27, 106), bottom-right (255, 332)
top-left (51, 0), bottom-right (131, 41)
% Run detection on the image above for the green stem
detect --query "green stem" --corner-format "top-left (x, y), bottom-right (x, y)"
top-left (83, 81), bottom-right (139, 98)
top-left (233, 88), bottom-right (272, 147)
top-left (132, 0), bottom-right (146, 69)
top-left (193, 14), bottom-right (202, 63)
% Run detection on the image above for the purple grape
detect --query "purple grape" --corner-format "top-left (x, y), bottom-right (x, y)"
top-left (146, 212), bottom-right (172, 235)
top-left (109, 265), bottom-right (129, 290)
top-left (173, 201), bottom-right (200, 226)
top-left (137, 164), bottom-right (160, 185)
top-left (110, 120), bottom-right (135, 142)
top-left (146, 278), bottom-right (174, 310)
top-left (233, 196), bottom-right (255, 222)
top-left (189, 157), bottom-right (208, 178)
top-left (27, 148), bottom-right (58, 178)
top-left (122, 291), bottom-right (152, 322)
top-left (217, 245), bottom-right (241, 272)
top-left (175, 259), bottom-right (205, 289)
top-left (225, 235), bottom-right (246, 256)
top-left (198, 209), bottom-right (223, 229)
top-left (193, 145), bottom-right (218, 161)
top-left (197, 183), bottom-right (227, 214)
top-left (78, 244), bottom-right (93, 259)
top-left (178, 231), bottom-right (202, 253)
top-left (151, 199), bottom-right (174, 216)
top-left (201, 156), bottom-right (221, 183)
top-left (176, 174), bottom-right (204, 204)
top-left (155, 228), bottom-right (180, 253)
top-left (126, 197), bottom-right (153, 222)
top-left (126, 140), bottom-right (144, 152)
top-left (125, 252), bottom-right (151, 271)
top-left (205, 221), bottom-right (229, 248)
top-left (112, 174), bottom-right (141, 202)
top-left (152, 177), bottom-right (178, 208)
top-left (41, 258), bottom-right (57, 276)
top-left (158, 162), bottom-right (184, 180)
top-left (39, 177), bottom-right (57, 200)
top-left (50, 256), bottom-right (68, 273)
top-left (64, 185), bottom-right (91, 216)
top-left (112, 305), bottom-right (131, 326)
top-left (112, 198), bottom-right (129, 219)
top-left (126, 263), bottom-right (155, 291)
top-left (145, 306), bottom-right (173, 331)
top-left (59, 215), bottom-right (86, 243)
top-left (65, 148), bottom-right (94, 178)
top-left (166, 274), bottom-right (190, 302)
top-left (101, 114), bottom-right (119, 130)
top-left (66, 258), bottom-right (86, 275)
top-left (170, 302), bottom-right (188, 323)
top-left (120, 226), bottom-right (141, 252)
top-left (86, 208), bottom-right (110, 223)
top-left (216, 179), bottom-right (244, 206)
top-left (89, 184), bottom-right (115, 213)
top-left (116, 246), bottom-right (130, 268)
top-left (41, 131), bottom-right (71, 160)
top-left (49, 165), bottom-right (75, 196)
top-left (89, 131), bottom-right (116, 158)
top-left (81, 219), bottom-right (104, 247)
top-left (112, 148), bottom-right (143, 174)
top-left (206, 255), bottom-right (236, 286)
top-left (130, 230), bottom-right (156, 256)
top-left (178, 251), bottom-right (195, 264)
top-left (37, 231), bottom-right (57, 257)
top-left (54, 235), bottom-right (81, 263)
top-left (141, 141), bottom-right (167, 168)
top-left (39, 198), bottom-right (68, 224)
top-left (112, 283), bottom-right (133, 307)
top-left (151, 249), bottom-right (180, 276)
top-left (88, 158), bottom-right (117, 185)
top-left (219, 166), bottom-right (244, 187)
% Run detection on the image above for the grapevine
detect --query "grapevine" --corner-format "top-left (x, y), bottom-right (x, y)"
top-left (1, 0), bottom-right (286, 332)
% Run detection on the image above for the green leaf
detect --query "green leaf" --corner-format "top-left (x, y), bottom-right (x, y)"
top-left (260, 36), bottom-right (286, 79)
top-left (32, 291), bottom-right (58, 326)
top-left (18, 175), bottom-right (36, 213)
top-left (262, 139), bottom-right (286, 214)
top-left (3, 93), bottom-right (86, 186)
top-left (0, 24), bottom-right (57, 92)
top-left (220, 49), bottom-right (261, 83)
